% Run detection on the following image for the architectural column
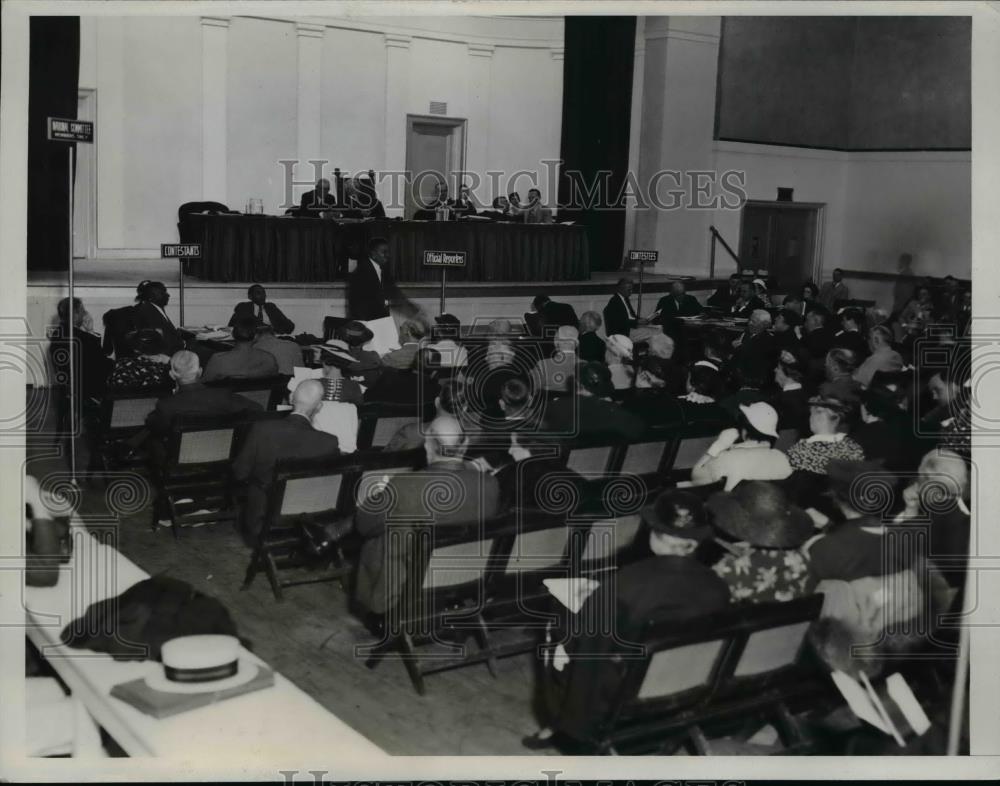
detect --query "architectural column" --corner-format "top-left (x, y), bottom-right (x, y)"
top-left (548, 47), bottom-right (564, 207)
top-left (633, 17), bottom-right (722, 276)
top-left (296, 24), bottom-right (325, 184)
top-left (383, 34), bottom-right (411, 218)
top-left (466, 44), bottom-right (494, 203)
top-left (201, 17), bottom-right (230, 204)
top-left (622, 18), bottom-right (646, 256)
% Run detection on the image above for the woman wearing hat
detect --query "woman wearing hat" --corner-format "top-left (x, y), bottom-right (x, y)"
top-left (785, 394), bottom-right (864, 475)
top-left (691, 402), bottom-right (792, 491)
top-left (106, 329), bottom-right (173, 392)
top-left (603, 334), bottom-right (635, 390)
top-left (289, 343), bottom-right (363, 452)
top-left (705, 481), bottom-right (814, 603)
top-left (338, 320), bottom-right (382, 385)
top-left (524, 489), bottom-right (730, 752)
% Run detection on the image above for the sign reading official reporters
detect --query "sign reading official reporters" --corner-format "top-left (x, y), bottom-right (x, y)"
top-left (628, 249), bottom-right (658, 265)
top-left (161, 244), bottom-right (202, 259)
top-left (423, 250), bottom-right (467, 268)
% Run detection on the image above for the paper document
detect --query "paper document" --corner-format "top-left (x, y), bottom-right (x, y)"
top-left (362, 316), bottom-right (400, 356)
top-left (543, 578), bottom-right (600, 614)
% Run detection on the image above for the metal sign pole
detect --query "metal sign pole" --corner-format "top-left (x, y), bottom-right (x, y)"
top-left (67, 145), bottom-right (77, 486)
top-left (636, 260), bottom-right (644, 319)
top-left (178, 258), bottom-right (185, 327)
top-left (440, 269), bottom-right (447, 315)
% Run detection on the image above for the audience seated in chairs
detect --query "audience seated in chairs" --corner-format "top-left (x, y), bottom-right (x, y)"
top-left (523, 488), bottom-right (730, 752)
top-left (831, 308), bottom-right (868, 360)
top-left (132, 280), bottom-right (186, 356)
top-left (706, 273), bottom-right (742, 311)
top-left (771, 358), bottom-right (809, 434)
top-left (705, 480), bottom-right (813, 603)
top-left (604, 334), bottom-right (635, 390)
top-left (729, 309), bottom-right (777, 385)
top-left (253, 324), bottom-right (303, 376)
top-left (51, 297), bottom-right (111, 404)
top-left (351, 415), bottom-right (502, 625)
top-left (385, 379), bottom-right (464, 453)
top-left (851, 384), bottom-right (920, 471)
top-left (785, 393), bottom-right (865, 476)
top-left (530, 325), bottom-right (579, 393)
top-left (691, 403), bottom-right (792, 491)
top-left (382, 320), bottom-right (425, 371)
top-left (800, 304), bottom-right (836, 366)
top-left (577, 310), bottom-right (606, 363)
top-left (107, 329), bottom-right (173, 392)
top-left (309, 343), bottom-right (364, 453)
top-left (202, 317), bottom-right (279, 382)
top-left (232, 379), bottom-right (340, 546)
top-left (542, 361), bottom-right (645, 443)
top-left (339, 320), bottom-right (383, 384)
top-left (364, 347), bottom-right (442, 406)
top-left (921, 365), bottom-right (971, 460)
top-left (229, 284), bottom-right (295, 335)
top-left (853, 325), bottom-right (903, 388)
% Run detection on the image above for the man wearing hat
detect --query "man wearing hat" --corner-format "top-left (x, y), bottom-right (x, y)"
top-left (706, 481), bottom-right (814, 603)
top-left (691, 402), bottom-right (792, 490)
top-left (524, 489), bottom-right (730, 751)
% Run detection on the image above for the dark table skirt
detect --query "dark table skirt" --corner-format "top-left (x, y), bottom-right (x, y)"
top-left (178, 215), bottom-right (590, 283)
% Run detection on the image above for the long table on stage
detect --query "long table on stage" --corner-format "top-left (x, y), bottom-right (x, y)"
top-left (178, 214), bottom-right (590, 283)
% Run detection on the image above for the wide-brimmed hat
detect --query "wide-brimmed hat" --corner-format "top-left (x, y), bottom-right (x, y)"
top-left (604, 333), bottom-right (633, 359)
top-left (339, 320), bottom-right (373, 346)
top-left (641, 489), bottom-right (714, 543)
top-left (319, 338), bottom-right (355, 366)
top-left (706, 481), bottom-right (813, 548)
top-left (738, 402), bottom-right (779, 438)
top-left (808, 393), bottom-right (853, 414)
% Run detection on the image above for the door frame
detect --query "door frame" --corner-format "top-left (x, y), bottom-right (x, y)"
top-left (737, 200), bottom-right (826, 285)
top-left (404, 114), bottom-right (468, 218)
top-left (74, 88), bottom-right (98, 260)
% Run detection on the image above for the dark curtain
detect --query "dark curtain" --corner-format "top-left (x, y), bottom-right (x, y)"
top-left (28, 17), bottom-right (80, 272)
top-left (557, 17), bottom-right (636, 272)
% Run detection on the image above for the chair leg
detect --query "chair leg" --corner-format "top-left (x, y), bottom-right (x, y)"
top-left (473, 614), bottom-right (499, 679)
top-left (242, 547), bottom-right (262, 591)
top-left (363, 636), bottom-right (396, 670)
top-left (264, 551), bottom-right (283, 601)
top-left (689, 724), bottom-right (712, 755)
top-left (399, 631), bottom-right (426, 696)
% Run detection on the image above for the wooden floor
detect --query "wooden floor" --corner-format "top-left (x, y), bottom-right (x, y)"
top-left (26, 432), bottom-right (552, 757)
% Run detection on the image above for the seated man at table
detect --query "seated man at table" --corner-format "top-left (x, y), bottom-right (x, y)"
top-left (232, 379), bottom-right (341, 545)
top-left (480, 196), bottom-right (511, 221)
top-left (517, 188), bottom-right (554, 224)
top-left (654, 280), bottom-right (702, 320)
top-left (201, 317), bottom-right (279, 382)
top-left (298, 178), bottom-right (337, 214)
top-left (229, 284), bottom-right (295, 335)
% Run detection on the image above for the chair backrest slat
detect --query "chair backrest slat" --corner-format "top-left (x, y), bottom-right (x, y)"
top-left (732, 620), bottom-right (812, 678)
top-left (637, 639), bottom-right (725, 700)
top-left (235, 388), bottom-right (273, 409)
top-left (422, 537), bottom-right (494, 589)
top-left (177, 427), bottom-right (236, 465)
top-left (281, 473), bottom-right (344, 516)
top-left (670, 435), bottom-right (716, 472)
top-left (372, 417), bottom-right (416, 448)
top-left (566, 445), bottom-right (614, 475)
top-left (580, 514), bottom-right (642, 567)
top-left (620, 440), bottom-right (668, 476)
top-left (110, 397), bottom-right (160, 429)
top-left (505, 526), bottom-right (569, 574)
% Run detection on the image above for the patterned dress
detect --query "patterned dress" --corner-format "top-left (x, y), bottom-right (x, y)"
top-left (106, 355), bottom-right (172, 392)
top-left (712, 542), bottom-right (812, 603)
top-left (785, 434), bottom-right (865, 474)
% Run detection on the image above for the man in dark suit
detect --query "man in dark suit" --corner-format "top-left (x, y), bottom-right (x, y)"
top-left (542, 362), bottom-right (646, 443)
top-left (729, 309), bottom-right (778, 384)
top-left (525, 489), bottom-right (730, 751)
top-left (730, 281), bottom-right (767, 317)
top-left (363, 347), bottom-right (441, 406)
top-left (831, 307), bottom-right (868, 360)
top-left (352, 414), bottom-right (502, 619)
top-left (577, 311), bottom-right (606, 363)
top-left (602, 278), bottom-right (644, 338)
top-left (229, 285), bottom-right (295, 335)
top-left (706, 273), bottom-right (742, 311)
top-left (771, 358), bottom-right (809, 433)
top-left (347, 236), bottom-right (414, 321)
top-left (232, 379), bottom-right (340, 545)
top-left (202, 317), bottom-right (279, 382)
top-left (654, 280), bottom-right (702, 320)
top-left (525, 294), bottom-right (579, 337)
top-left (298, 178), bottom-right (337, 214)
top-left (133, 280), bottom-right (185, 355)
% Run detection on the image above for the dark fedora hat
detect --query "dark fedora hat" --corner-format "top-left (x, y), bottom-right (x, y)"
top-left (339, 320), bottom-right (374, 346)
top-left (705, 481), bottom-right (813, 549)
top-left (640, 489), bottom-right (714, 543)
top-left (435, 313), bottom-right (460, 326)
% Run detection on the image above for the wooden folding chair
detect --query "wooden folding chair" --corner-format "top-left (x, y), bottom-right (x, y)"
top-left (207, 376), bottom-right (286, 411)
top-left (242, 452), bottom-right (354, 601)
top-left (153, 413), bottom-right (249, 536)
top-left (95, 388), bottom-right (173, 470)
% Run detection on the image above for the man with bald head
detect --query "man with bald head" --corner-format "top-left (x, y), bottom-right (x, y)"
top-left (351, 414), bottom-right (502, 624)
top-left (729, 309), bottom-right (777, 385)
top-left (232, 378), bottom-right (341, 544)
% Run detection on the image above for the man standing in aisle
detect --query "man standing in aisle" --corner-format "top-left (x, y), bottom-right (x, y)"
top-left (347, 236), bottom-right (417, 322)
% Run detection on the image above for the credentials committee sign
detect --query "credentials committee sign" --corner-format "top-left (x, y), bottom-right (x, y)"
top-left (423, 250), bottom-right (467, 268)
top-left (47, 118), bottom-right (94, 143)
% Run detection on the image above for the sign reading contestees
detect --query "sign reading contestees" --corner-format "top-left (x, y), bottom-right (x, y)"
top-left (161, 244), bottom-right (202, 259)
top-left (47, 117), bottom-right (94, 143)
top-left (628, 249), bottom-right (658, 265)
top-left (423, 250), bottom-right (467, 268)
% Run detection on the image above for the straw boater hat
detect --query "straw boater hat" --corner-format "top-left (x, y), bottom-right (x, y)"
top-left (145, 634), bottom-right (260, 694)
top-left (706, 481), bottom-right (813, 549)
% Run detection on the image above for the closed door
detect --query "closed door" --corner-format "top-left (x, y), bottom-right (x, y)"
top-left (404, 116), bottom-right (466, 218)
top-left (738, 203), bottom-right (821, 289)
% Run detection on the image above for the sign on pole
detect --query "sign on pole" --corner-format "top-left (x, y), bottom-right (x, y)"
top-left (628, 249), bottom-right (658, 265)
top-left (162, 244), bottom-right (203, 327)
top-left (423, 250), bottom-right (467, 268)
top-left (47, 117), bottom-right (94, 143)
top-left (48, 118), bottom-right (94, 485)
top-left (423, 250), bottom-right (466, 314)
